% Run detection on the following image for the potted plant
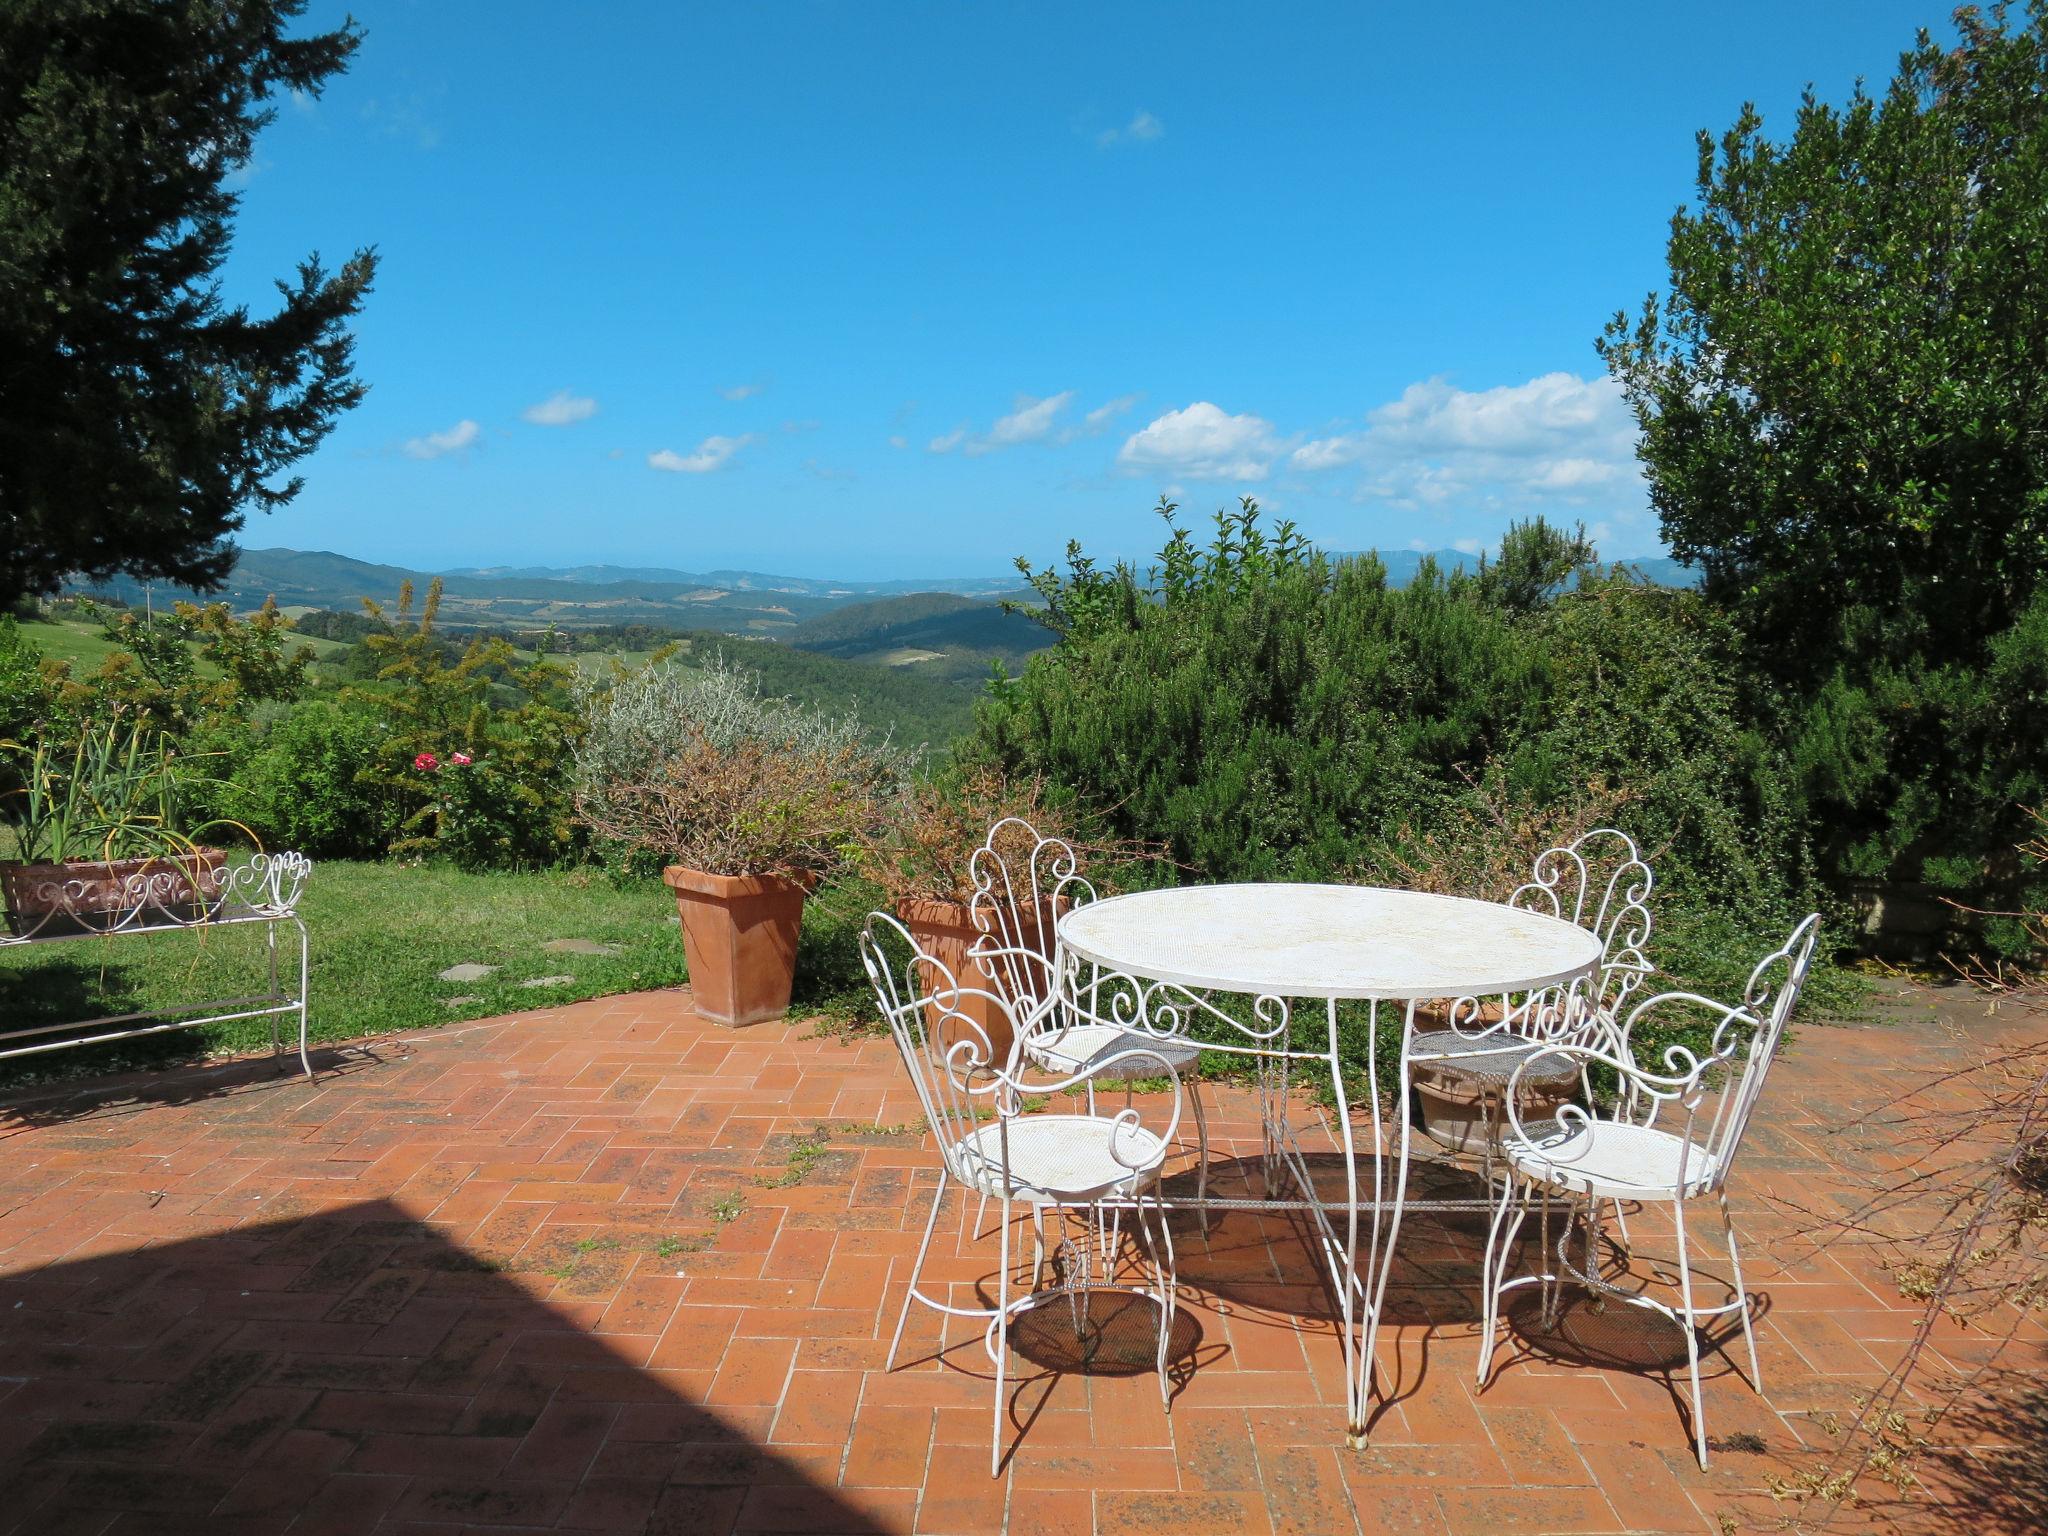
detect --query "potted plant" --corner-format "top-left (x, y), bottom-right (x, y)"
top-left (0, 716), bottom-right (239, 937)
top-left (573, 658), bottom-right (899, 1025)
top-left (855, 767), bottom-right (1088, 1060)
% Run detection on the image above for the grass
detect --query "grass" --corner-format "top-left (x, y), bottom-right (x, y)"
top-left (0, 860), bottom-right (689, 1088)
top-left (18, 616), bottom-right (355, 675)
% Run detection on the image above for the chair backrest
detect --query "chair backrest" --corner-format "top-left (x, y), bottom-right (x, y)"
top-left (1604, 912), bottom-right (1823, 1190)
top-left (966, 816), bottom-right (1096, 1020)
top-left (1510, 827), bottom-right (1656, 1033)
top-left (860, 911), bottom-right (1021, 1167)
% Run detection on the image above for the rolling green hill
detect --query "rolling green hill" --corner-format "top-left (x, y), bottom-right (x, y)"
top-left (784, 591), bottom-right (1050, 663)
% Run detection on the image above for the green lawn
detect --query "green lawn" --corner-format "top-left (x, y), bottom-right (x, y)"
top-left (0, 860), bottom-right (694, 1087)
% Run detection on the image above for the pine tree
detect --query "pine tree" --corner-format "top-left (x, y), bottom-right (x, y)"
top-left (0, 0), bottom-right (377, 604)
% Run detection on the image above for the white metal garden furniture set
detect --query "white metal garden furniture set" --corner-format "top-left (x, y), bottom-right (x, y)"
top-left (866, 821), bottom-right (1820, 1474)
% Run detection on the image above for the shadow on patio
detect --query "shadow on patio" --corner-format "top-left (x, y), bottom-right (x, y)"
top-left (0, 1197), bottom-right (895, 1533)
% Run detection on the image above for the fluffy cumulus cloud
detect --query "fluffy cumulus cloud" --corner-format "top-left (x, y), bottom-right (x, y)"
top-left (402, 419), bottom-right (482, 460)
top-left (1283, 372), bottom-right (1651, 547)
top-left (1098, 110), bottom-right (1164, 147)
top-left (649, 434), bottom-right (754, 474)
top-left (1117, 402), bottom-right (1282, 482)
top-left (720, 383), bottom-right (761, 401)
top-left (521, 390), bottom-right (597, 427)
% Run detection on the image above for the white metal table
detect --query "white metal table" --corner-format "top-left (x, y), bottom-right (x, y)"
top-left (1055, 882), bottom-right (1603, 1445)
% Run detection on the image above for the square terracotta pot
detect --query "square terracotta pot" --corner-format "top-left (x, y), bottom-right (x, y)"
top-left (664, 866), bottom-right (812, 1026)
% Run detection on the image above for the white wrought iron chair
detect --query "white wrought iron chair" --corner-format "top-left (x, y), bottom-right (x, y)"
top-left (1475, 912), bottom-right (1822, 1468)
top-left (1410, 828), bottom-right (1657, 1177)
top-left (966, 816), bottom-right (1212, 1217)
top-left (863, 912), bottom-right (1184, 1475)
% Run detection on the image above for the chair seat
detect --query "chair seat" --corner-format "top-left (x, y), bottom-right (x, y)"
top-left (1409, 1028), bottom-right (1591, 1088)
top-left (1024, 1024), bottom-right (1200, 1082)
top-left (954, 1114), bottom-right (1168, 1204)
top-left (1505, 1119), bottom-right (1720, 1198)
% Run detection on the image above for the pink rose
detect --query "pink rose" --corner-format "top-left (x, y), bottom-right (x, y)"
top-left (450, 751), bottom-right (474, 766)
top-left (413, 752), bottom-right (439, 772)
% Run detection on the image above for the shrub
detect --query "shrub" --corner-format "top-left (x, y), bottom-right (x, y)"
top-left (218, 696), bottom-right (397, 859)
top-left (853, 764), bottom-right (1099, 905)
top-left (573, 654), bottom-right (905, 879)
top-left (974, 500), bottom-right (1834, 1028)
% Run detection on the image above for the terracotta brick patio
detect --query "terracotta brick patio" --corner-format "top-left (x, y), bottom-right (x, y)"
top-left (0, 981), bottom-right (2038, 1534)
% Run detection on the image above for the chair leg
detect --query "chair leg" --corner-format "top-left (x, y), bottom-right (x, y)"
top-left (1132, 1192), bottom-right (1178, 1410)
top-left (888, 1169), bottom-right (948, 1370)
top-left (1031, 1206), bottom-right (1046, 1289)
top-left (993, 1195), bottom-right (1011, 1477)
top-left (1536, 1187), bottom-right (1559, 1331)
top-left (1189, 1079), bottom-right (1212, 1235)
top-left (1610, 1197), bottom-right (1633, 1257)
top-left (1672, 1193), bottom-right (1709, 1469)
top-left (1719, 1188), bottom-right (1762, 1392)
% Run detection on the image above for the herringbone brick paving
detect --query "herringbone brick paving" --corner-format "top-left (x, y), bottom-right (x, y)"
top-left (0, 981), bottom-right (2037, 1534)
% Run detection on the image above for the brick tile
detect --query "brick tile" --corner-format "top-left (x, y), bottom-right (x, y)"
top-left (707, 1336), bottom-right (798, 1407)
top-left (1095, 1490), bottom-right (1276, 1535)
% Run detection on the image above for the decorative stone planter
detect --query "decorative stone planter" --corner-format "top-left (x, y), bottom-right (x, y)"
top-left (1, 848), bottom-right (227, 938)
top-left (663, 867), bottom-right (813, 1026)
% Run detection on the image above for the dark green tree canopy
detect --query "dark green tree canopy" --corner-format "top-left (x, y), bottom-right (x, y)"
top-left (0, 0), bottom-right (376, 605)
top-left (1600, 2), bottom-right (2048, 895)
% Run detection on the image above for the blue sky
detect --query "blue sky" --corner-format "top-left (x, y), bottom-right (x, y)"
top-left (223, 0), bottom-right (1944, 579)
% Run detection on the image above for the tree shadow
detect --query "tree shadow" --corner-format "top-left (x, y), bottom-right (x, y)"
top-left (0, 1198), bottom-right (891, 1534)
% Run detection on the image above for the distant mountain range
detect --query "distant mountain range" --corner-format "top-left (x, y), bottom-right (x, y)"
top-left (74, 544), bottom-right (1697, 640)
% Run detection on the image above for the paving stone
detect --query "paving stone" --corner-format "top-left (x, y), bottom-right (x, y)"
top-left (520, 974), bottom-right (575, 988)
top-left (436, 963), bottom-right (497, 983)
top-left (541, 938), bottom-right (622, 955)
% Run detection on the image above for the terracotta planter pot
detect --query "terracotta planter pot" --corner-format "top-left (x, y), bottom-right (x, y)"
top-left (895, 894), bottom-right (1070, 1067)
top-left (2, 848), bottom-right (228, 938)
top-left (664, 866), bottom-right (813, 1026)
top-left (896, 898), bottom-right (1016, 1065)
top-left (1413, 1061), bottom-right (1579, 1157)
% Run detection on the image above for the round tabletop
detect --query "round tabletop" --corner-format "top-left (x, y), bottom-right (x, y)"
top-left (1056, 883), bottom-right (1604, 1001)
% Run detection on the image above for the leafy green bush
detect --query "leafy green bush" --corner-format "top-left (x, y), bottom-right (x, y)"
top-left (971, 500), bottom-right (1838, 1077)
top-left (218, 696), bottom-right (397, 859)
top-left (1600, 7), bottom-right (2048, 954)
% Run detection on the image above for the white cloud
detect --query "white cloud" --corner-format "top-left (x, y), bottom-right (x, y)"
top-left (888, 434), bottom-right (909, 450)
top-left (1282, 372), bottom-right (1650, 547)
top-left (1117, 402), bottom-right (1281, 482)
top-left (968, 391), bottom-right (1074, 455)
top-left (929, 390), bottom-right (1093, 456)
top-left (1098, 110), bottom-right (1165, 147)
top-left (649, 434), bottom-right (754, 474)
top-left (402, 419), bottom-right (482, 460)
top-left (521, 390), bottom-right (597, 427)
top-left (721, 383), bottom-right (761, 401)
top-left (1083, 393), bottom-right (1142, 431)
top-left (1451, 537), bottom-right (1486, 556)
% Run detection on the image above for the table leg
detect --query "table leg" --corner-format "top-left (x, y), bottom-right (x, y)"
top-left (1353, 998), bottom-right (1416, 1442)
top-left (1322, 996), bottom-right (1368, 1448)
